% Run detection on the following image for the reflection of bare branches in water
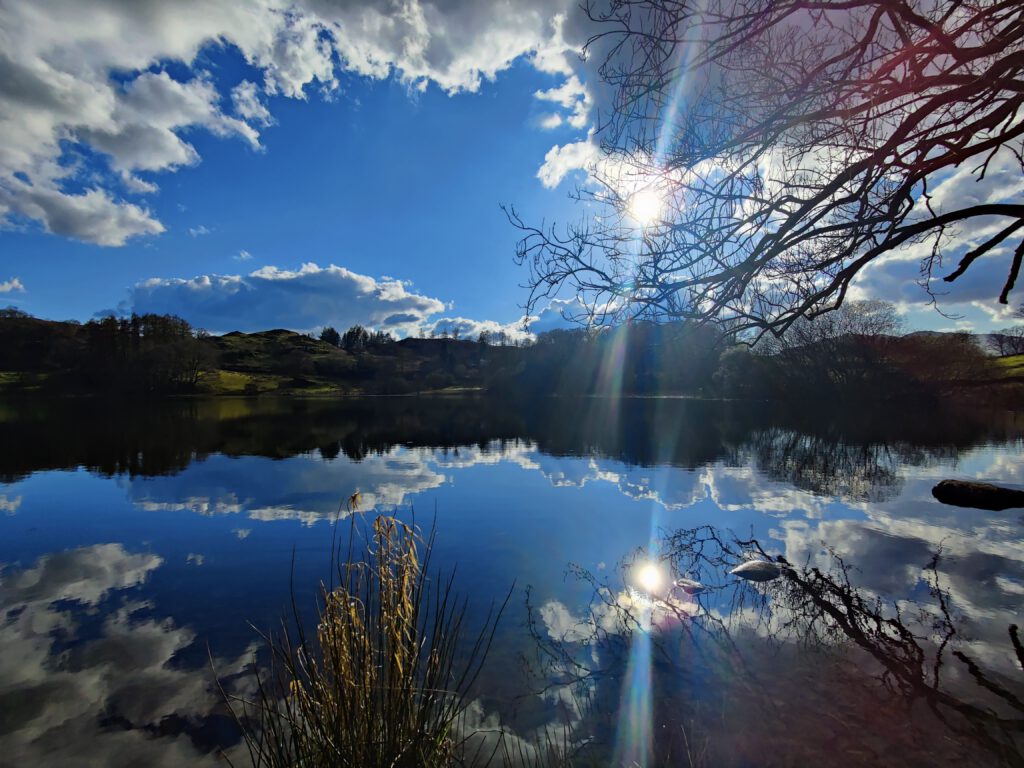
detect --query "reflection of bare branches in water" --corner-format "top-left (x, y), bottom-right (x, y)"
top-left (774, 548), bottom-right (1024, 766)
top-left (525, 526), bottom-right (1024, 766)
top-left (739, 429), bottom-right (957, 502)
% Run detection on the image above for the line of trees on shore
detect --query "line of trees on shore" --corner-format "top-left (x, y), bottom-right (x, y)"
top-left (316, 323), bottom-right (527, 350)
top-left (0, 307), bottom-right (215, 394)
top-left (494, 301), bottom-right (1001, 403)
top-left (0, 302), bottom-right (1020, 402)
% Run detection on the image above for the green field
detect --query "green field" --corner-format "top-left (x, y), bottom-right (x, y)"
top-left (0, 371), bottom-right (48, 391)
top-left (196, 369), bottom-right (350, 396)
top-left (994, 354), bottom-right (1024, 378)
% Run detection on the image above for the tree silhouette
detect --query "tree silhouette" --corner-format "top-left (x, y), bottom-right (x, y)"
top-left (511, 0), bottom-right (1024, 336)
top-left (341, 325), bottom-right (370, 352)
top-left (319, 326), bottom-right (341, 347)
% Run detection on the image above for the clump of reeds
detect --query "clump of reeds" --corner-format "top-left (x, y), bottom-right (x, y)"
top-left (222, 515), bottom-right (510, 768)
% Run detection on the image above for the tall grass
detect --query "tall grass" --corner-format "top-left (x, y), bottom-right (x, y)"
top-left (222, 515), bottom-right (512, 768)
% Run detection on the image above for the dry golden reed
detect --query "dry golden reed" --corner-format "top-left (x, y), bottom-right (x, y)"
top-left (221, 515), bottom-right (510, 768)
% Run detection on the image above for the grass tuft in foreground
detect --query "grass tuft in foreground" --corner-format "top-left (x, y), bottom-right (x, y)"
top-left (222, 515), bottom-right (511, 768)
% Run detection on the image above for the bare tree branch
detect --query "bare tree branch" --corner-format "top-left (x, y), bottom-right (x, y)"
top-left (513, 0), bottom-right (1024, 335)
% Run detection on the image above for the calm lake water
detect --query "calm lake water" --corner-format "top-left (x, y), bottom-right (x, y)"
top-left (2, 396), bottom-right (1024, 766)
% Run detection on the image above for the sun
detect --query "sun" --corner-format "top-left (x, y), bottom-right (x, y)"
top-left (635, 562), bottom-right (664, 594)
top-left (627, 188), bottom-right (662, 226)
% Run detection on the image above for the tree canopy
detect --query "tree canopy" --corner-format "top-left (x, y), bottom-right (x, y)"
top-left (319, 326), bottom-right (341, 347)
top-left (511, 0), bottom-right (1024, 336)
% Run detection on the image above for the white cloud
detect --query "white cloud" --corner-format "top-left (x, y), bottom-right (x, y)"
top-left (81, 71), bottom-right (260, 175)
top-left (848, 147), bottom-right (1024, 327)
top-left (526, 297), bottom-right (585, 333)
top-left (130, 261), bottom-right (446, 334)
top-left (0, 0), bottom-right (588, 246)
top-left (537, 135), bottom-right (598, 189)
top-left (128, 261), bottom-right (540, 337)
top-left (187, 224), bottom-right (211, 237)
top-left (0, 277), bottom-right (25, 293)
top-left (539, 113), bottom-right (563, 129)
top-left (423, 315), bottom-right (531, 342)
top-left (312, 0), bottom-right (580, 95)
top-left (534, 74), bottom-right (590, 129)
top-left (232, 80), bottom-right (273, 126)
top-left (3, 184), bottom-right (165, 246)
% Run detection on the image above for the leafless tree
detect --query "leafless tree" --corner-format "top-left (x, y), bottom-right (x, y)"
top-left (510, 0), bottom-right (1024, 337)
top-left (989, 321), bottom-right (1024, 355)
top-left (754, 298), bottom-right (903, 387)
top-left (758, 298), bottom-right (903, 352)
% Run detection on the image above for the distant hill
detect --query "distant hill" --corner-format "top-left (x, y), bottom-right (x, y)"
top-left (0, 310), bottom-right (523, 396)
top-left (1, 309), bottom-right (1022, 405)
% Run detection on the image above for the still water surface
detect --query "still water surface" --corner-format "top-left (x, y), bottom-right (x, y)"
top-left (1, 396), bottom-right (1023, 766)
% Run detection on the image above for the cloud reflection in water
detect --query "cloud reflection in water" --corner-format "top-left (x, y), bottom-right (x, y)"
top-left (0, 544), bottom-right (252, 766)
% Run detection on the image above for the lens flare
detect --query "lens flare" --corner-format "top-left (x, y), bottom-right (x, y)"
top-left (613, 623), bottom-right (653, 767)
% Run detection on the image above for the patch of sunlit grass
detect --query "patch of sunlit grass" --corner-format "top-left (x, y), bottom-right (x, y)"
top-left (994, 354), bottom-right (1024, 378)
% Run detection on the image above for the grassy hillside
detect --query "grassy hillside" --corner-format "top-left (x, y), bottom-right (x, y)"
top-left (199, 329), bottom-right (356, 395)
top-left (2, 309), bottom-right (1022, 404)
top-left (994, 354), bottom-right (1024, 378)
top-left (0, 313), bottom-right (521, 396)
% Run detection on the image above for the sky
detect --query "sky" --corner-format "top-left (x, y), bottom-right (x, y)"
top-left (0, 0), bottom-right (1021, 337)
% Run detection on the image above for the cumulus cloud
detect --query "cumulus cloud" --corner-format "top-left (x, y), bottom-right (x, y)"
top-left (0, 0), bottom-right (588, 246)
top-left (129, 261), bottom-right (446, 334)
top-left (423, 315), bottom-right (532, 342)
top-left (534, 74), bottom-right (591, 130)
top-left (526, 297), bottom-right (586, 333)
top-left (310, 0), bottom-right (581, 94)
top-left (537, 135), bottom-right (598, 189)
top-left (232, 80), bottom-right (273, 126)
top-left (128, 260), bottom-right (541, 338)
top-left (539, 113), bottom-right (564, 129)
top-left (816, 143), bottom-right (1024, 328)
top-left (0, 277), bottom-right (25, 293)
top-left (187, 224), bottom-right (212, 237)
top-left (3, 184), bottom-right (165, 246)
top-left (81, 71), bottom-right (260, 173)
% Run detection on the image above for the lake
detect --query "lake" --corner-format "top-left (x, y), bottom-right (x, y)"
top-left (2, 396), bottom-right (1023, 766)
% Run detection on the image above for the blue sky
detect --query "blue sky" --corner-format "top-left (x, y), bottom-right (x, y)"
top-left (0, 0), bottom-right (1020, 336)
top-left (5, 58), bottom-right (579, 334)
